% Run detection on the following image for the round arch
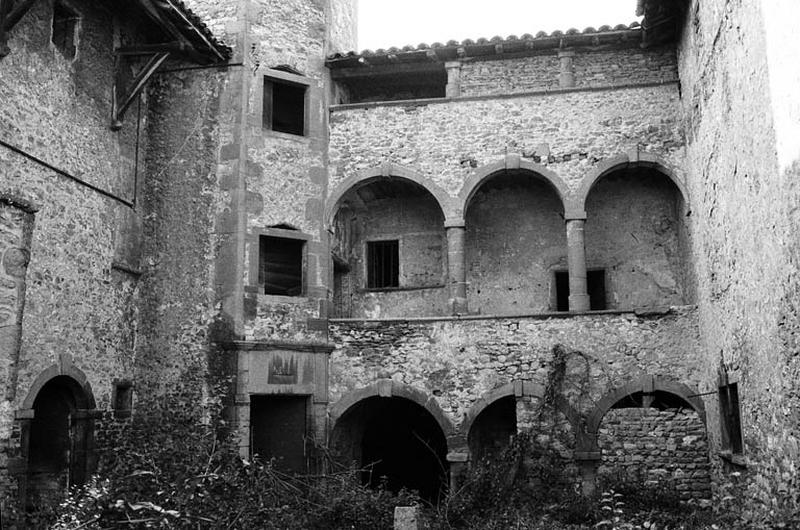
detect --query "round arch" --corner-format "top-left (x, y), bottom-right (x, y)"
top-left (574, 150), bottom-right (689, 216)
top-left (582, 375), bottom-right (706, 453)
top-left (456, 154), bottom-right (570, 219)
top-left (325, 162), bottom-right (453, 228)
top-left (329, 379), bottom-right (455, 438)
top-left (462, 381), bottom-right (584, 452)
top-left (21, 360), bottom-right (96, 411)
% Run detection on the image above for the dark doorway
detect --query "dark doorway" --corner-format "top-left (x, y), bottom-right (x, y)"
top-left (468, 396), bottom-right (517, 461)
top-left (27, 375), bottom-right (92, 507)
top-left (250, 395), bottom-right (309, 473)
top-left (332, 396), bottom-right (449, 503)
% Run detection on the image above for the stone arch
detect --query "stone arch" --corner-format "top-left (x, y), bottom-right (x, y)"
top-left (21, 359), bottom-right (96, 411)
top-left (329, 378), bottom-right (455, 438)
top-left (329, 379), bottom-right (452, 502)
top-left (573, 150), bottom-right (689, 217)
top-left (18, 360), bottom-right (98, 508)
top-left (462, 381), bottom-right (585, 454)
top-left (582, 375), bottom-right (706, 453)
top-left (456, 153), bottom-right (569, 219)
top-left (325, 162), bottom-right (453, 228)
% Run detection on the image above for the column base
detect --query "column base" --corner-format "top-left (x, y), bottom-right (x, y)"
top-left (568, 294), bottom-right (590, 312)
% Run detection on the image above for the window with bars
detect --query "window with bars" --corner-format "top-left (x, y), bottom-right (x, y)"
top-left (719, 382), bottom-right (743, 454)
top-left (52, 2), bottom-right (79, 59)
top-left (367, 240), bottom-right (399, 289)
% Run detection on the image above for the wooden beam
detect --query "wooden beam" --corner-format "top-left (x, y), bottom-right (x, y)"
top-left (115, 42), bottom-right (186, 56)
top-left (111, 52), bottom-right (170, 130)
top-left (157, 0), bottom-right (227, 62)
top-left (135, 0), bottom-right (206, 63)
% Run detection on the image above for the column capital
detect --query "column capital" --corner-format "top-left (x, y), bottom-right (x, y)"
top-left (444, 218), bottom-right (466, 229)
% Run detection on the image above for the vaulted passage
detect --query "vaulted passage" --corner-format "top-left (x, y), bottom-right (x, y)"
top-left (584, 167), bottom-right (690, 309)
top-left (465, 171), bottom-right (566, 314)
top-left (331, 177), bottom-right (446, 318)
top-left (331, 396), bottom-right (449, 502)
top-left (27, 376), bottom-right (93, 508)
top-left (468, 396), bottom-right (516, 461)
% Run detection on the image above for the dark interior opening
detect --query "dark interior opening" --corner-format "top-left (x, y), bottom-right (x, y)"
top-left (336, 67), bottom-right (447, 104)
top-left (52, 2), bottom-right (79, 59)
top-left (28, 376), bottom-right (90, 507)
top-left (367, 240), bottom-right (399, 289)
top-left (719, 383), bottom-right (743, 454)
top-left (332, 396), bottom-right (448, 503)
top-left (259, 235), bottom-right (304, 296)
top-left (250, 395), bottom-right (308, 474)
top-left (264, 77), bottom-right (306, 135)
top-left (611, 390), bottom-right (693, 411)
top-left (555, 271), bottom-right (569, 311)
top-left (554, 269), bottom-right (606, 310)
top-left (112, 380), bottom-right (133, 418)
top-left (587, 269), bottom-right (606, 310)
top-left (468, 396), bottom-right (517, 462)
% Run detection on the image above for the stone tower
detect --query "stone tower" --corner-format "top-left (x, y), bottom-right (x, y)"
top-left (182, 0), bottom-right (357, 467)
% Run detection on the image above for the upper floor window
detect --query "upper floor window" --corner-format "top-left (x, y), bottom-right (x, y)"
top-left (263, 71), bottom-right (308, 136)
top-left (52, 1), bottom-right (79, 59)
top-left (259, 235), bottom-right (304, 296)
top-left (367, 240), bottom-right (399, 289)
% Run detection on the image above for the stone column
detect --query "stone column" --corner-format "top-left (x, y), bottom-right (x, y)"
top-left (445, 220), bottom-right (467, 314)
top-left (445, 61), bottom-right (462, 98)
top-left (566, 218), bottom-right (590, 311)
top-left (558, 50), bottom-right (576, 88)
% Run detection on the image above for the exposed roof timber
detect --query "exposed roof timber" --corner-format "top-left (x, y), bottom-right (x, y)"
top-left (329, 61), bottom-right (444, 80)
top-left (327, 25), bottom-right (646, 68)
top-left (111, 51), bottom-right (170, 130)
top-left (154, 0), bottom-right (229, 62)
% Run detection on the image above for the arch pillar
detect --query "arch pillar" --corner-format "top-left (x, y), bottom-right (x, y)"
top-left (445, 218), bottom-right (467, 314)
top-left (565, 215), bottom-right (590, 312)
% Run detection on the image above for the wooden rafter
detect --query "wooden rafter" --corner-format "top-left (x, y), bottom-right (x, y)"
top-left (111, 51), bottom-right (170, 130)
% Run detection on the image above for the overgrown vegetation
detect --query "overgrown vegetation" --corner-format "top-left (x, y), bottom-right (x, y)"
top-left (46, 401), bottom-right (415, 529)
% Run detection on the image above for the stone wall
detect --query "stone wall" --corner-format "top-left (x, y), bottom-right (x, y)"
top-left (465, 176), bottom-right (566, 314)
top-left (329, 84), bottom-right (684, 201)
top-left (585, 169), bottom-right (689, 309)
top-left (677, 0), bottom-right (800, 512)
top-left (0, 0), bottom-right (157, 506)
top-left (329, 307), bottom-right (705, 429)
top-left (598, 408), bottom-right (711, 501)
top-left (459, 46), bottom-right (677, 97)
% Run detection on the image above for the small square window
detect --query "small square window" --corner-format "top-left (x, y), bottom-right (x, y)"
top-left (259, 235), bottom-right (304, 296)
top-left (554, 269), bottom-right (607, 311)
top-left (719, 382), bottom-right (743, 454)
top-left (52, 2), bottom-right (79, 59)
top-left (263, 76), bottom-right (306, 136)
top-left (112, 380), bottom-right (133, 418)
top-left (367, 240), bottom-right (399, 289)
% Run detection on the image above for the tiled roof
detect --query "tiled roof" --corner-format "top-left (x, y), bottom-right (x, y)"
top-left (327, 22), bottom-right (642, 65)
top-left (151, 0), bottom-right (232, 61)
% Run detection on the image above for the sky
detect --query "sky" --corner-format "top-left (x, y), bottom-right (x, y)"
top-left (357, 0), bottom-right (641, 51)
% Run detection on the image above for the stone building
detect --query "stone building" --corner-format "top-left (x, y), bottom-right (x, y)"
top-left (1, 0), bottom-right (798, 517)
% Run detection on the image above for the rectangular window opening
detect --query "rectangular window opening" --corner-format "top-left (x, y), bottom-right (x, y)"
top-left (719, 382), bottom-right (744, 454)
top-left (52, 2), bottom-right (79, 59)
top-left (112, 380), bottom-right (133, 418)
top-left (554, 269), bottom-right (607, 311)
top-left (263, 77), bottom-right (306, 136)
top-left (367, 240), bottom-right (399, 289)
top-left (259, 235), bottom-right (304, 296)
